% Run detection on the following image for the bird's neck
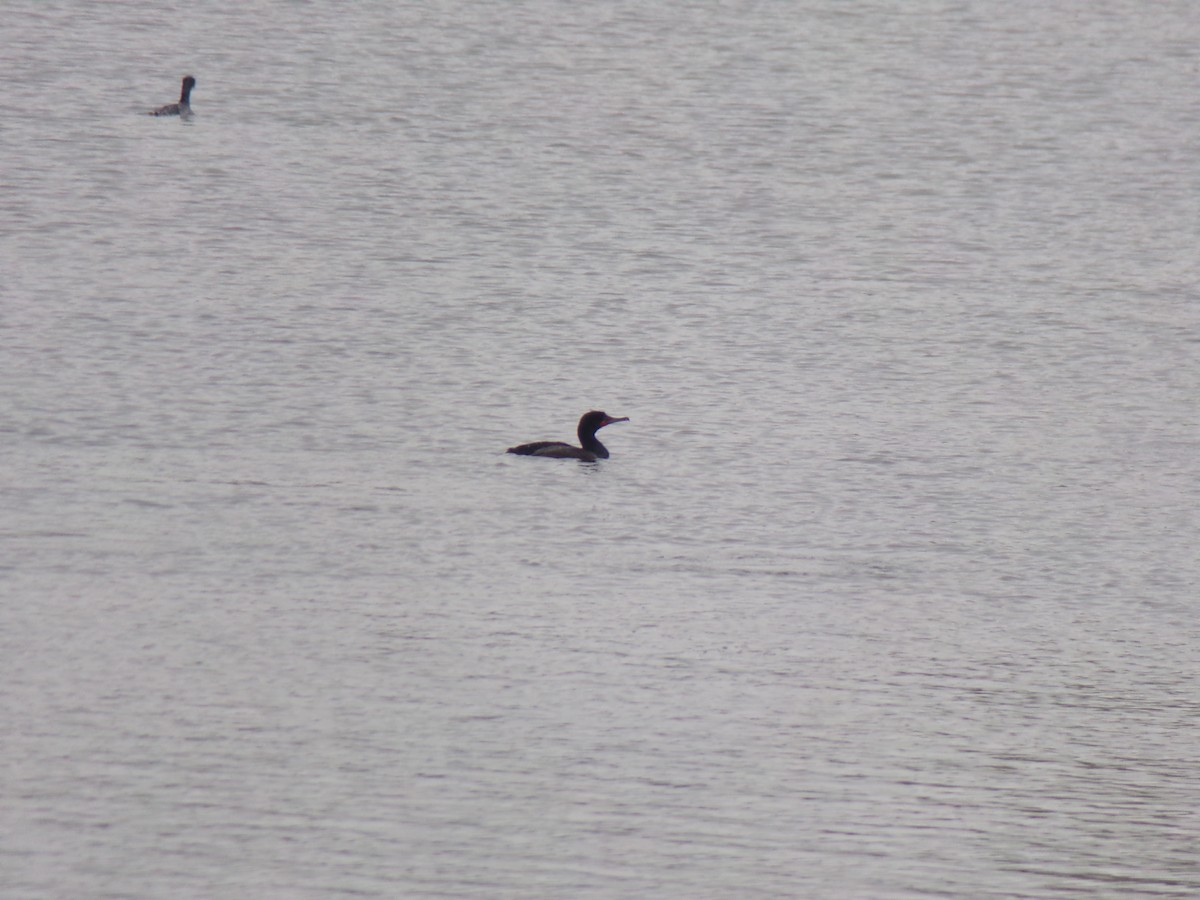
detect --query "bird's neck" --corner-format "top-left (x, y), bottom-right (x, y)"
top-left (579, 432), bottom-right (609, 458)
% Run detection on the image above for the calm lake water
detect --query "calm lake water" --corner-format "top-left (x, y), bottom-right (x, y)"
top-left (3, 1), bottom-right (1198, 897)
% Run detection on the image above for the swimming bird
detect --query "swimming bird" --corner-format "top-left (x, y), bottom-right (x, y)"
top-left (507, 411), bottom-right (630, 461)
top-left (149, 75), bottom-right (196, 116)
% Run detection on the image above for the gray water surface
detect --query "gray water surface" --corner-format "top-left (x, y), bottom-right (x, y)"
top-left (3, 2), bottom-right (1198, 897)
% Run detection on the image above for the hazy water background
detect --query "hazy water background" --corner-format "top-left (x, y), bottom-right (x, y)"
top-left (3, 1), bottom-right (1199, 897)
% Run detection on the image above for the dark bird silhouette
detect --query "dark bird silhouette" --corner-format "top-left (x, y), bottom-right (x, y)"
top-left (150, 75), bottom-right (196, 116)
top-left (507, 411), bottom-right (629, 461)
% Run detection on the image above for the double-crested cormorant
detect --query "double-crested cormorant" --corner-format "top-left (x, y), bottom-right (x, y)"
top-left (507, 411), bottom-right (629, 461)
top-left (150, 76), bottom-right (196, 117)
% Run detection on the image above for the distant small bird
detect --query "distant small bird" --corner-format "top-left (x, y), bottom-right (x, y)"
top-left (149, 75), bottom-right (196, 117)
top-left (507, 411), bottom-right (630, 462)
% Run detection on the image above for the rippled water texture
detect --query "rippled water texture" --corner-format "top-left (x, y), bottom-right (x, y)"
top-left (2, 1), bottom-right (1198, 897)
